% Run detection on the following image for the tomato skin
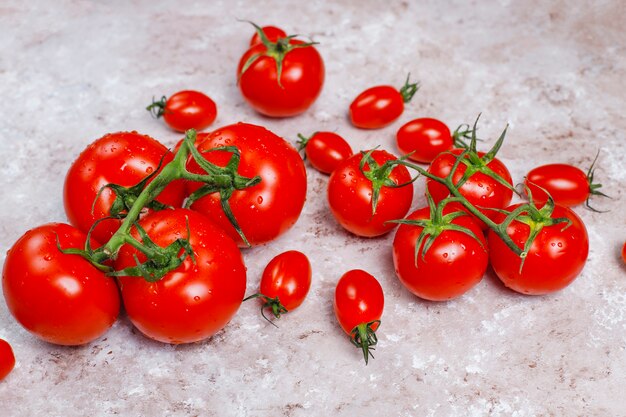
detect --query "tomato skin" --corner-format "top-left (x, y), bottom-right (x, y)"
top-left (327, 150), bottom-right (413, 237)
top-left (0, 339), bottom-right (15, 381)
top-left (162, 90), bottom-right (217, 132)
top-left (392, 207), bottom-right (488, 301)
top-left (64, 131), bottom-right (186, 244)
top-left (303, 132), bottom-right (353, 174)
top-left (260, 251), bottom-right (311, 311)
top-left (186, 123), bottom-right (307, 246)
top-left (2, 223), bottom-right (120, 346)
top-left (426, 148), bottom-right (513, 228)
top-left (349, 86), bottom-right (404, 129)
top-left (334, 270), bottom-right (384, 335)
top-left (250, 26), bottom-right (287, 46)
top-left (237, 40), bottom-right (325, 117)
top-left (487, 204), bottom-right (589, 295)
top-left (622, 242), bottom-right (626, 265)
top-left (115, 209), bottom-right (246, 344)
top-left (396, 118), bottom-right (453, 163)
top-left (524, 164), bottom-right (589, 207)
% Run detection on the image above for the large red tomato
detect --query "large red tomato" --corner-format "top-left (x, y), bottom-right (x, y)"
top-left (186, 123), bottom-right (307, 246)
top-left (2, 223), bottom-right (120, 345)
top-left (115, 209), bottom-right (246, 344)
top-left (488, 204), bottom-right (589, 295)
top-left (64, 131), bottom-right (186, 244)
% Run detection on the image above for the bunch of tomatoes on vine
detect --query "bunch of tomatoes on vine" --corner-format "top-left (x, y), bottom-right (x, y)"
top-left (0, 22), bottom-right (618, 377)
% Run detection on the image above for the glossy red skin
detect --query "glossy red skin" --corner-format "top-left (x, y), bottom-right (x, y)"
top-left (334, 270), bottom-right (384, 335)
top-left (186, 123), bottom-right (307, 246)
top-left (392, 206), bottom-right (488, 301)
top-left (426, 148), bottom-right (513, 229)
top-left (622, 242), bottom-right (626, 265)
top-left (396, 118), bottom-right (453, 163)
top-left (328, 150), bottom-right (414, 237)
top-left (304, 132), bottom-right (353, 174)
top-left (260, 250), bottom-right (311, 311)
top-left (64, 131), bottom-right (186, 244)
top-left (115, 209), bottom-right (246, 344)
top-left (524, 163), bottom-right (589, 207)
top-left (0, 339), bottom-right (15, 381)
top-left (349, 85), bottom-right (404, 129)
top-left (487, 204), bottom-right (589, 295)
top-left (162, 90), bottom-right (217, 132)
top-left (249, 26), bottom-right (287, 46)
top-left (238, 40), bottom-right (325, 117)
top-left (2, 223), bottom-right (120, 345)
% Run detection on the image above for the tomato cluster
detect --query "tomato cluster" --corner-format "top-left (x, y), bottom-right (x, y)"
top-left (1, 22), bottom-right (613, 376)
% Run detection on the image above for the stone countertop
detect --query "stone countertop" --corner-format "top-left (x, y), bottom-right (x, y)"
top-left (1, 1), bottom-right (625, 416)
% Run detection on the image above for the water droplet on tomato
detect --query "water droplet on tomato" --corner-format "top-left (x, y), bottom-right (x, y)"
top-left (194, 296), bottom-right (200, 302)
top-left (257, 196), bottom-right (263, 204)
top-left (146, 167), bottom-right (153, 174)
top-left (44, 254), bottom-right (52, 261)
top-left (443, 253), bottom-right (448, 258)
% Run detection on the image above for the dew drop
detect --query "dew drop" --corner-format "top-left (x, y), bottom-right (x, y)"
top-left (194, 296), bottom-right (201, 302)
top-left (146, 167), bottom-right (154, 174)
top-left (443, 253), bottom-right (448, 258)
top-left (257, 196), bottom-right (263, 204)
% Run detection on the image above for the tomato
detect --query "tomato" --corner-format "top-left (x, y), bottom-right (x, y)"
top-left (392, 205), bottom-right (488, 301)
top-left (487, 204), bottom-right (589, 295)
top-left (349, 76), bottom-right (419, 129)
top-left (186, 123), bottom-right (307, 246)
top-left (524, 160), bottom-right (608, 210)
top-left (115, 209), bottom-right (246, 344)
top-left (237, 34), bottom-right (325, 117)
top-left (2, 223), bottom-right (120, 345)
top-left (426, 148), bottom-right (513, 228)
top-left (250, 25), bottom-right (287, 46)
top-left (0, 339), bottom-right (15, 381)
top-left (327, 150), bottom-right (414, 237)
top-left (147, 90), bottom-right (217, 132)
top-left (396, 118), bottom-right (453, 163)
top-left (64, 131), bottom-right (186, 244)
top-left (622, 242), bottom-right (626, 265)
top-left (245, 250), bottom-right (312, 321)
top-left (334, 269), bottom-right (384, 364)
top-left (298, 131), bottom-right (353, 174)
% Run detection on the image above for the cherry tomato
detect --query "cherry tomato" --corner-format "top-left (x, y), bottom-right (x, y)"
top-left (245, 250), bottom-right (312, 322)
top-left (426, 148), bottom-right (513, 229)
top-left (334, 269), bottom-right (384, 364)
top-left (250, 25), bottom-right (287, 46)
top-left (396, 118), bottom-right (453, 163)
top-left (524, 161), bottom-right (607, 210)
top-left (298, 131), bottom-right (353, 174)
top-left (622, 242), bottom-right (626, 265)
top-left (64, 131), bottom-right (186, 244)
top-left (328, 150), bottom-right (414, 237)
top-left (147, 90), bottom-right (217, 132)
top-left (186, 123), bottom-right (307, 246)
top-left (237, 34), bottom-right (324, 117)
top-left (2, 223), bottom-right (120, 345)
top-left (392, 206), bottom-right (488, 301)
top-left (0, 339), bottom-right (15, 381)
top-left (115, 209), bottom-right (246, 344)
top-left (349, 76), bottom-right (419, 129)
top-left (487, 204), bottom-right (589, 295)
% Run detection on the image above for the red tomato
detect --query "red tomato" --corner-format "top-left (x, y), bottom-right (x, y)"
top-left (334, 269), bottom-right (384, 364)
top-left (115, 209), bottom-right (246, 344)
top-left (487, 204), bottom-right (589, 295)
top-left (250, 25), bottom-right (287, 46)
top-left (64, 131), bottom-right (186, 244)
top-left (327, 150), bottom-right (414, 237)
top-left (237, 37), bottom-right (325, 117)
top-left (2, 223), bottom-right (120, 345)
top-left (622, 242), bottom-right (626, 264)
top-left (426, 148), bottom-right (513, 228)
top-left (396, 118), bottom-right (453, 163)
top-left (186, 123), bottom-right (307, 246)
top-left (147, 90), bottom-right (217, 132)
top-left (392, 206), bottom-right (488, 301)
top-left (0, 339), bottom-right (15, 381)
top-left (298, 131), bottom-right (353, 174)
top-left (349, 77), bottom-right (419, 129)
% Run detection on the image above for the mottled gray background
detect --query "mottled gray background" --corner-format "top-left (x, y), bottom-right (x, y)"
top-left (1, 1), bottom-right (625, 416)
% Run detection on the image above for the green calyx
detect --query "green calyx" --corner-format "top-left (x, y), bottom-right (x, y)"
top-left (242, 293), bottom-right (289, 327)
top-left (239, 21), bottom-right (318, 89)
top-left (585, 150), bottom-right (611, 212)
top-left (399, 73), bottom-right (421, 103)
top-left (350, 320), bottom-right (381, 365)
top-left (296, 132), bottom-right (315, 153)
top-left (146, 96), bottom-right (167, 119)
